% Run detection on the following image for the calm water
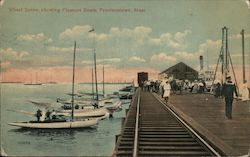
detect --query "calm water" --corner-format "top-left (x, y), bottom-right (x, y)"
top-left (0, 83), bottom-right (131, 156)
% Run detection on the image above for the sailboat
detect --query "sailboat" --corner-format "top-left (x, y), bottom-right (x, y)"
top-left (55, 28), bottom-right (122, 115)
top-left (24, 72), bottom-right (42, 85)
top-left (8, 41), bottom-right (98, 129)
top-left (45, 74), bottom-right (57, 84)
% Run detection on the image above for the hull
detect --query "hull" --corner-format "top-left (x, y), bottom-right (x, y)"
top-left (8, 119), bottom-right (98, 129)
top-left (56, 108), bottom-right (109, 117)
top-left (100, 100), bottom-right (122, 112)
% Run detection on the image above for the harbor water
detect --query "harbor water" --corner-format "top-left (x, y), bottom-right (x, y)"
top-left (0, 83), bottom-right (131, 156)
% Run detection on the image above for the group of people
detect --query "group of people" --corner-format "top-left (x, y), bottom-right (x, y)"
top-left (142, 80), bottom-right (160, 92)
top-left (141, 75), bottom-right (249, 120)
top-left (35, 109), bottom-right (57, 122)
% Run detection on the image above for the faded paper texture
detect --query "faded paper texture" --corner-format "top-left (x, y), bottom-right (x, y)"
top-left (0, 0), bottom-right (249, 156)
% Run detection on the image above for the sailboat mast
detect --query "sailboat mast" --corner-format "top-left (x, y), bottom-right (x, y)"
top-left (71, 41), bottom-right (76, 121)
top-left (89, 27), bottom-right (99, 103)
top-left (94, 51), bottom-right (99, 102)
top-left (92, 68), bottom-right (94, 100)
top-left (241, 29), bottom-right (246, 83)
top-left (103, 65), bottom-right (105, 96)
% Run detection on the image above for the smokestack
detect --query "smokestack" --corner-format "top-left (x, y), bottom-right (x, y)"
top-left (199, 55), bottom-right (204, 71)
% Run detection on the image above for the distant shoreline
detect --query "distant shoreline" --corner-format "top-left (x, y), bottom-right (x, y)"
top-left (0, 82), bottom-right (131, 85)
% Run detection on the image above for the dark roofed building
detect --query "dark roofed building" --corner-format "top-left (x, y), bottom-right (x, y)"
top-left (137, 72), bottom-right (148, 87)
top-left (159, 62), bottom-right (198, 81)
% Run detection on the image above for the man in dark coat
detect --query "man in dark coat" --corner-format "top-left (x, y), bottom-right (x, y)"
top-left (221, 76), bottom-right (238, 119)
top-left (36, 109), bottom-right (42, 121)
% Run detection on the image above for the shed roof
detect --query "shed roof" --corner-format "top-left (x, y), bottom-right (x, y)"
top-left (160, 62), bottom-right (198, 74)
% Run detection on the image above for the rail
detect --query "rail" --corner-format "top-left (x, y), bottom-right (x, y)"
top-left (153, 94), bottom-right (221, 157)
top-left (114, 91), bottom-right (222, 156)
top-left (132, 89), bottom-right (140, 157)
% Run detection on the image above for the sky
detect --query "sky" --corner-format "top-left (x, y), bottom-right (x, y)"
top-left (0, 0), bottom-right (249, 84)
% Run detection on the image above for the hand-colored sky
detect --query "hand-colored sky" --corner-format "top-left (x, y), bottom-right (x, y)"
top-left (0, 0), bottom-right (249, 84)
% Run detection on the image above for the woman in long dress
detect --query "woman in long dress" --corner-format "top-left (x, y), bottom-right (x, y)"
top-left (241, 81), bottom-right (249, 102)
top-left (163, 80), bottom-right (171, 102)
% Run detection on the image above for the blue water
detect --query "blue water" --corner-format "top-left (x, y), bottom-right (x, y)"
top-left (0, 83), bottom-right (131, 156)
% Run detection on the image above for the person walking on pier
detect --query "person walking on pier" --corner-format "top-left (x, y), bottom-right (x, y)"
top-left (221, 76), bottom-right (238, 119)
top-left (163, 80), bottom-right (171, 103)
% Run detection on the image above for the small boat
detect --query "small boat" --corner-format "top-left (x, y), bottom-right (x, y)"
top-left (56, 97), bottom-right (122, 111)
top-left (99, 99), bottom-right (122, 112)
top-left (56, 107), bottom-right (110, 118)
top-left (8, 119), bottom-right (98, 129)
top-left (119, 93), bottom-right (133, 100)
top-left (119, 85), bottom-right (133, 92)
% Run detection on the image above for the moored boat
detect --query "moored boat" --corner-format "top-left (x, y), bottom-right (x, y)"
top-left (56, 107), bottom-right (110, 117)
top-left (8, 118), bottom-right (98, 129)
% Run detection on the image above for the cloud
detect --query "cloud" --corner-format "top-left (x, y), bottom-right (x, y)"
top-left (174, 51), bottom-right (196, 60)
top-left (48, 46), bottom-right (92, 53)
top-left (150, 52), bottom-right (177, 62)
top-left (174, 30), bottom-right (192, 42)
top-left (229, 33), bottom-right (250, 39)
top-left (59, 25), bottom-right (111, 42)
top-left (81, 57), bottom-right (121, 65)
top-left (0, 48), bottom-right (29, 61)
top-left (59, 25), bottom-right (191, 51)
top-left (17, 33), bottom-right (53, 43)
top-left (149, 51), bottom-right (194, 67)
top-left (102, 58), bottom-right (121, 63)
top-left (149, 30), bottom-right (191, 49)
top-left (129, 56), bottom-right (146, 62)
top-left (196, 39), bottom-right (221, 55)
top-left (59, 25), bottom-right (95, 40)
top-left (97, 33), bottom-right (109, 41)
top-left (60, 25), bottom-right (152, 43)
top-left (109, 26), bottom-right (152, 37)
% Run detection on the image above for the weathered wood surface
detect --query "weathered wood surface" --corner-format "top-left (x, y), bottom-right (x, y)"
top-left (167, 92), bottom-right (250, 156)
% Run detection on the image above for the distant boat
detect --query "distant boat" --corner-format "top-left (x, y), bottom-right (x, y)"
top-left (24, 83), bottom-right (42, 85)
top-left (24, 72), bottom-right (42, 85)
top-left (9, 42), bottom-right (98, 129)
top-left (43, 81), bottom-right (57, 85)
top-left (43, 74), bottom-right (57, 84)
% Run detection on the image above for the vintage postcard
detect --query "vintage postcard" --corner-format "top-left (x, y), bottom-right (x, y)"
top-left (0, 0), bottom-right (249, 156)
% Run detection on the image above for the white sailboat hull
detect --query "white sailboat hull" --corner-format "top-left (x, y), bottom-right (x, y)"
top-left (99, 100), bottom-right (122, 112)
top-left (56, 107), bottom-right (109, 117)
top-left (8, 119), bottom-right (98, 129)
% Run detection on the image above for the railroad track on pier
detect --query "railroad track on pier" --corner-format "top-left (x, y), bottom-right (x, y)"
top-left (113, 89), bottom-right (222, 157)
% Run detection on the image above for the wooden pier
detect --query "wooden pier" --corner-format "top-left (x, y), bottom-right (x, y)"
top-left (168, 91), bottom-right (250, 156)
top-left (112, 88), bottom-right (249, 156)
